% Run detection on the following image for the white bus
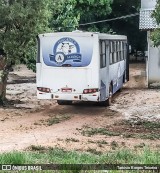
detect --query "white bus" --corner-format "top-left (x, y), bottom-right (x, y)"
top-left (36, 31), bottom-right (129, 106)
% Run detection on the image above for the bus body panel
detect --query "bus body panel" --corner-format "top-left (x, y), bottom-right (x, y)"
top-left (98, 36), bottom-right (127, 102)
top-left (41, 68), bottom-right (92, 93)
top-left (36, 32), bottom-right (128, 103)
top-left (109, 60), bottom-right (126, 94)
top-left (37, 32), bottom-right (100, 101)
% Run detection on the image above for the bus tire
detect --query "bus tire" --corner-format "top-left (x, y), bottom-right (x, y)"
top-left (123, 73), bottom-right (125, 83)
top-left (106, 84), bottom-right (113, 106)
top-left (57, 100), bottom-right (72, 105)
top-left (99, 84), bottom-right (113, 106)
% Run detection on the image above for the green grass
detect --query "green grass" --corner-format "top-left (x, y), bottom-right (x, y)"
top-left (81, 120), bottom-right (160, 140)
top-left (122, 120), bottom-right (160, 140)
top-left (34, 114), bottom-right (72, 126)
top-left (126, 120), bottom-right (160, 129)
top-left (110, 141), bottom-right (119, 150)
top-left (0, 147), bottom-right (159, 173)
top-left (81, 128), bottom-right (120, 137)
top-left (88, 140), bottom-right (109, 145)
top-left (47, 114), bottom-right (71, 126)
top-left (135, 133), bottom-right (160, 140)
top-left (65, 138), bottom-right (79, 143)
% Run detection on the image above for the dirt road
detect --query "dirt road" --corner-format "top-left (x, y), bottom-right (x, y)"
top-left (0, 63), bottom-right (159, 153)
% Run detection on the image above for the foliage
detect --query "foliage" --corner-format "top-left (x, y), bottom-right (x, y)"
top-left (51, 0), bottom-right (146, 51)
top-left (108, 0), bottom-right (146, 52)
top-left (50, 0), bottom-right (80, 32)
top-left (51, 0), bottom-right (113, 32)
top-left (0, 0), bottom-right (51, 69)
top-left (152, 0), bottom-right (160, 46)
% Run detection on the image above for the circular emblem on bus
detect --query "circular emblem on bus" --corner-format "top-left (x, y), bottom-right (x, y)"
top-left (49, 37), bottom-right (82, 66)
top-left (55, 53), bottom-right (65, 63)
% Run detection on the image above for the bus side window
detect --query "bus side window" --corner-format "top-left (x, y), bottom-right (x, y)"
top-left (124, 42), bottom-right (127, 60)
top-left (112, 41), bottom-right (115, 63)
top-left (117, 41), bottom-right (121, 62)
top-left (121, 42), bottom-right (125, 60)
top-left (100, 41), bottom-right (106, 68)
top-left (114, 41), bottom-right (117, 63)
top-left (123, 42), bottom-right (126, 60)
top-left (109, 41), bottom-right (113, 64)
top-left (120, 41), bottom-right (122, 61)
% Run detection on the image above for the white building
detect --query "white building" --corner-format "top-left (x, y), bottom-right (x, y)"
top-left (139, 0), bottom-right (160, 88)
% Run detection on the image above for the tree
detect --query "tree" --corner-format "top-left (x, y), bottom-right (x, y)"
top-left (50, 0), bottom-right (80, 31)
top-left (0, 0), bottom-right (51, 104)
top-left (152, 0), bottom-right (160, 46)
top-left (108, 0), bottom-right (146, 52)
top-left (51, 0), bottom-right (113, 32)
top-left (78, 0), bottom-right (113, 32)
top-left (51, 0), bottom-right (146, 52)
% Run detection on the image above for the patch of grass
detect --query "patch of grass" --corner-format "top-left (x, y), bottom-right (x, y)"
top-left (88, 140), bottom-right (95, 144)
top-left (87, 140), bottom-right (108, 148)
top-left (86, 148), bottom-right (102, 155)
top-left (138, 121), bottom-right (160, 129)
top-left (134, 143), bottom-right (146, 149)
top-left (88, 140), bottom-right (108, 145)
top-left (81, 127), bottom-right (120, 137)
top-left (34, 115), bottom-right (72, 126)
top-left (122, 133), bottom-right (134, 138)
top-left (114, 120), bottom-right (160, 140)
top-left (136, 133), bottom-right (160, 140)
top-left (110, 141), bottom-right (119, 150)
top-left (47, 114), bottom-right (71, 126)
top-left (29, 145), bottom-right (47, 151)
top-left (122, 133), bottom-right (160, 140)
top-left (33, 122), bottom-right (41, 126)
top-left (97, 140), bottom-right (108, 145)
top-left (123, 120), bottom-right (160, 129)
top-left (65, 138), bottom-right (79, 143)
top-left (122, 132), bottom-right (160, 140)
top-left (0, 152), bottom-right (27, 164)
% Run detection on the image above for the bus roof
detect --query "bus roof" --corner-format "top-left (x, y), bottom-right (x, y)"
top-left (39, 31), bottom-right (127, 40)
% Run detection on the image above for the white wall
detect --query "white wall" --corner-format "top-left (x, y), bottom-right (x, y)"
top-left (147, 31), bottom-right (160, 88)
top-left (141, 0), bottom-right (156, 9)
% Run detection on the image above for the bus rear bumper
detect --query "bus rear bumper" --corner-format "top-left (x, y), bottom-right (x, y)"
top-left (37, 92), bottom-right (99, 102)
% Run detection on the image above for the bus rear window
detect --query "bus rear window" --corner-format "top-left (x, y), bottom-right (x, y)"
top-left (42, 37), bottom-right (93, 67)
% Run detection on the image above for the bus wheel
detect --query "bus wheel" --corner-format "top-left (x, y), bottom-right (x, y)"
top-left (106, 84), bottom-right (113, 106)
top-left (57, 100), bottom-right (72, 105)
top-left (123, 73), bottom-right (125, 83)
top-left (99, 84), bottom-right (113, 106)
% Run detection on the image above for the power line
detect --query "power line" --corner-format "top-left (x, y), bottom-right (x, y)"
top-left (79, 13), bottom-right (139, 26)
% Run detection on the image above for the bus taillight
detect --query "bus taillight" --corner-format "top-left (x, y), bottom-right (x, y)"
top-left (37, 87), bottom-right (51, 93)
top-left (83, 88), bottom-right (98, 94)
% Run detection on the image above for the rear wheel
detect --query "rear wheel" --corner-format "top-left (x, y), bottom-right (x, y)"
top-left (99, 84), bottom-right (113, 106)
top-left (118, 74), bottom-right (125, 92)
top-left (106, 84), bottom-right (113, 106)
top-left (123, 73), bottom-right (126, 83)
top-left (57, 100), bottom-right (72, 105)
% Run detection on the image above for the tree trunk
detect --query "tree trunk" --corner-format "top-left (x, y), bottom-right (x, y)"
top-left (0, 56), bottom-right (8, 105)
